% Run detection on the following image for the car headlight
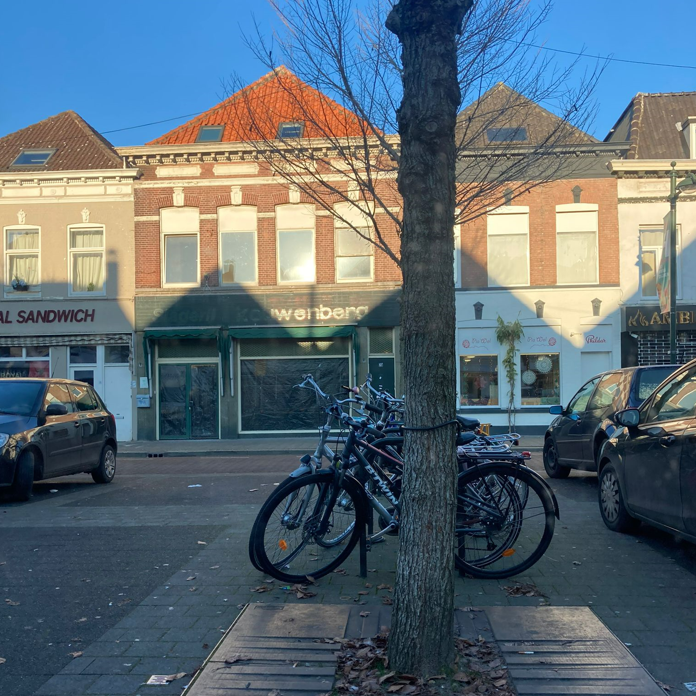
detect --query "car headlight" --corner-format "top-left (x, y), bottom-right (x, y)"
top-left (0, 434), bottom-right (8, 448)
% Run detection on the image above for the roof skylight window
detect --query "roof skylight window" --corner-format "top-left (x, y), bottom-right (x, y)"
top-left (278, 122), bottom-right (305, 139)
top-left (487, 127), bottom-right (528, 143)
top-left (196, 125), bottom-right (224, 143)
top-left (11, 149), bottom-right (56, 166)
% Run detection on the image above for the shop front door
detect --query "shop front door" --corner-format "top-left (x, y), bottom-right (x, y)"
top-left (368, 356), bottom-right (395, 397)
top-left (159, 363), bottom-right (219, 440)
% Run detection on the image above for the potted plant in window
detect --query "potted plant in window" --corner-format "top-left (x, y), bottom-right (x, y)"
top-left (87, 282), bottom-right (95, 292)
top-left (11, 276), bottom-right (29, 292)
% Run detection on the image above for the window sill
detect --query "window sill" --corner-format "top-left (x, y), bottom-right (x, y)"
top-left (4, 291), bottom-right (41, 299)
top-left (68, 291), bottom-right (106, 298)
top-left (162, 283), bottom-right (200, 289)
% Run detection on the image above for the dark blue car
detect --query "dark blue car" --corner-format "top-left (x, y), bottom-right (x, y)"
top-left (543, 365), bottom-right (679, 478)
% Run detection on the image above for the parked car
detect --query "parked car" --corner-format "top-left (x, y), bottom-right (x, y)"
top-left (0, 379), bottom-right (118, 501)
top-left (543, 364), bottom-right (679, 478)
top-left (597, 359), bottom-right (696, 539)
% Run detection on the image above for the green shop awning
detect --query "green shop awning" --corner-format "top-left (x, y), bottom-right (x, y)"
top-left (142, 328), bottom-right (224, 360)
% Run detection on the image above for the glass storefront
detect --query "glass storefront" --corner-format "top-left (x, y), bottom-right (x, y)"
top-left (0, 346), bottom-right (50, 378)
top-left (459, 355), bottom-right (499, 406)
top-left (520, 353), bottom-right (561, 406)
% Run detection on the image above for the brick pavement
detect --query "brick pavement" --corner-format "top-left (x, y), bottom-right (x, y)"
top-left (2, 458), bottom-right (696, 695)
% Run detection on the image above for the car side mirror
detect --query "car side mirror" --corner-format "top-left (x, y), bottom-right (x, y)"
top-left (45, 403), bottom-right (68, 417)
top-left (615, 408), bottom-right (640, 428)
top-left (549, 405), bottom-right (564, 415)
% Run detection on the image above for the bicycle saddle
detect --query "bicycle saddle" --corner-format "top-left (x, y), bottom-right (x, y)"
top-left (456, 415), bottom-right (480, 430)
top-left (456, 431), bottom-right (477, 446)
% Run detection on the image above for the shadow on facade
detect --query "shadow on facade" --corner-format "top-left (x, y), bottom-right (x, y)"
top-left (133, 282), bottom-right (401, 440)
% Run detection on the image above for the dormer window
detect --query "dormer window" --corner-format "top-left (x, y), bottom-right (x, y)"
top-left (278, 122), bottom-right (305, 139)
top-left (11, 149), bottom-right (56, 166)
top-left (196, 125), bottom-right (224, 143)
top-left (679, 116), bottom-right (696, 159)
top-left (487, 127), bottom-right (527, 143)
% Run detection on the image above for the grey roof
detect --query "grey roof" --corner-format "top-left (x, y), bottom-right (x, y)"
top-left (0, 111), bottom-right (124, 172)
top-left (605, 92), bottom-right (696, 159)
top-left (456, 83), bottom-right (597, 149)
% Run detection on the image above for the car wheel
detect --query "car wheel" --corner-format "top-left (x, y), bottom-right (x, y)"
top-left (92, 444), bottom-right (116, 484)
top-left (11, 450), bottom-right (35, 502)
top-left (543, 438), bottom-right (571, 479)
top-left (598, 463), bottom-right (639, 533)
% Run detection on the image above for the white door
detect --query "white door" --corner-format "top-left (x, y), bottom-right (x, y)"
top-left (104, 365), bottom-right (132, 441)
top-left (580, 351), bottom-right (612, 383)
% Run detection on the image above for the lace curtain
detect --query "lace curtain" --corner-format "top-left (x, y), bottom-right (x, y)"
top-left (7, 229), bottom-right (39, 286)
top-left (71, 230), bottom-right (103, 292)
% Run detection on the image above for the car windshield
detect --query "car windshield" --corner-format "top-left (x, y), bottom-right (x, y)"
top-left (0, 381), bottom-right (44, 417)
top-left (636, 367), bottom-right (678, 403)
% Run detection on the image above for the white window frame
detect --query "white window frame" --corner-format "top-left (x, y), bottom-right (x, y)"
top-left (454, 223), bottom-right (461, 288)
top-left (67, 223), bottom-right (106, 297)
top-left (459, 354), bottom-right (500, 409)
top-left (4, 225), bottom-right (41, 298)
top-left (276, 204), bottom-right (316, 285)
top-left (334, 227), bottom-right (374, 283)
top-left (486, 206), bottom-right (530, 288)
top-left (218, 206), bottom-right (258, 286)
top-left (519, 352), bottom-right (561, 408)
top-left (0, 346), bottom-right (50, 377)
top-left (160, 207), bottom-right (200, 288)
top-left (639, 224), bottom-right (682, 300)
top-left (555, 203), bottom-right (599, 286)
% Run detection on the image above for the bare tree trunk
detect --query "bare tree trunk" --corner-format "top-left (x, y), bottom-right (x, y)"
top-left (386, 0), bottom-right (471, 676)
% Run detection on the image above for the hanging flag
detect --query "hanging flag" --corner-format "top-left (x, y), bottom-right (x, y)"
top-left (656, 212), bottom-right (672, 314)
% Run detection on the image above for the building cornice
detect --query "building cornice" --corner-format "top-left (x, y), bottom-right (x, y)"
top-left (610, 159), bottom-right (696, 177)
top-left (0, 168), bottom-right (141, 185)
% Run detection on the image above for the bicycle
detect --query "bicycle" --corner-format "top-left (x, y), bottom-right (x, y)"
top-left (249, 376), bottom-right (559, 582)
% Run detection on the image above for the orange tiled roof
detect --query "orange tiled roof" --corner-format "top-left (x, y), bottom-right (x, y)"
top-left (149, 66), bottom-right (367, 146)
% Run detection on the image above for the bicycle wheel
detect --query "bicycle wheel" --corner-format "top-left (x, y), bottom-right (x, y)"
top-left (455, 463), bottom-right (555, 579)
top-left (252, 471), bottom-right (365, 582)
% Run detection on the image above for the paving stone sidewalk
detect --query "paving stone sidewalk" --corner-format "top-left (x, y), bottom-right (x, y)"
top-left (5, 459), bottom-right (696, 695)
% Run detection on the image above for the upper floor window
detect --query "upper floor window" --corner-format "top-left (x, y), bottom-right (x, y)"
top-left (278, 122), bottom-right (305, 139)
top-left (5, 227), bottom-right (40, 296)
top-left (196, 125), bottom-right (224, 142)
top-left (218, 206), bottom-right (257, 284)
top-left (334, 203), bottom-right (374, 282)
top-left (69, 226), bottom-right (104, 295)
top-left (556, 204), bottom-right (598, 285)
top-left (487, 127), bottom-right (527, 143)
top-left (640, 226), bottom-right (680, 299)
top-left (276, 204), bottom-right (315, 284)
top-left (160, 208), bottom-right (199, 287)
top-left (11, 148), bottom-right (56, 167)
top-left (486, 206), bottom-right (529, 287)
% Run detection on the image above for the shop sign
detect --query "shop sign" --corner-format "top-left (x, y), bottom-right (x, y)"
top-left (0, 307), bottom-right (96, 325)
top-left (625, 305), bottom-right (696, 332)
top-left (581, 324), bottom-right (612, 352)
top-left (136, 289), bottom-right (401, 330)
top-left (522, 327), bottom-right (559, 352)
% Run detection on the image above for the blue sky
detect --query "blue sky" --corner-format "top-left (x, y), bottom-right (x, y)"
top-left (0, 0), bottom-right (690, 146)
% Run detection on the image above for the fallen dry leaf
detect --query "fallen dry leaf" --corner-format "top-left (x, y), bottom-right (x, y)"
top-left (333, 568), bottom-right (347, 575)
top-left (382, 596), bottom-right (393, 605)
top-left (377, 584), bottom-right (393, 592)
top-left (186, 576), bottom-right (196, 581)
top-left (164, 672), bottom-right (187, 681)
top-left (68, 651), bottom-right (83, 658)
top-left (209, 565), bottom-right (220, 569)
top-left (4, 599), bottom-right (19, 606)
top-left (251, 585), bottom-right (273, 593)
top-left (453, 671), bottom-right (471, 683)
top-left (503, 582), bottom-right (546, 598)
top-left (76, 617), bottom-right (87, 623)
top-left (364, 582), bottom-right (373, 588)
top-left (197, 541), bottom-right (207, 545)
top-left (359, 611), bottom-right (370, 618)
top-left (0, 658), bottom-right (6, 665)
top-left (358, 591), bottom-right (369, 596)
top-left (249, 489), bottom-right (259, 492)
top-left (224, 654), bottom-right (251, 664)
top-left (291, 584), bottom-right (316, 599)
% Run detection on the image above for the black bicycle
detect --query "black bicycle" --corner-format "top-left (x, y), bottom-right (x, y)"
top-left (249, 376), bottom-right (558, 582)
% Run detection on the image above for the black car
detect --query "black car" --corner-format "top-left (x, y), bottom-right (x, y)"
top-left (543, 364), bottom-right (679, 478)
top-left (597, 359), bottom-right (696, 540)
top-left (0, 379), bottom-right (118, 501)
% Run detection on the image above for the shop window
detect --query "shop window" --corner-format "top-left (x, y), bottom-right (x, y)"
top-left (5, 227), bottom-right (40, 295)
top-left (70, 345), bottom-right (97, 364)
top-left (556, 204), bottom-right (598, 285)
top-left (486, 207), bottom-right (529, 287)
top-left (0, 346), bottom-right (50, 378)
top-left (520, 353), bottom-right (560, 406)
top-left (460, 355), bottom-right (499, 406)
top-left (105, 344), bottom-right (130, 364)
top-left (69, 227), bottom-right (104, 294)
top-left (161, 208), bottom-right (199, 287)
top-left (336, 227), bottom-right (372, 281)
top-left (218, 206), bottom-right (257, 284)
top-left (640, 226), bottom-right (680, 298)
